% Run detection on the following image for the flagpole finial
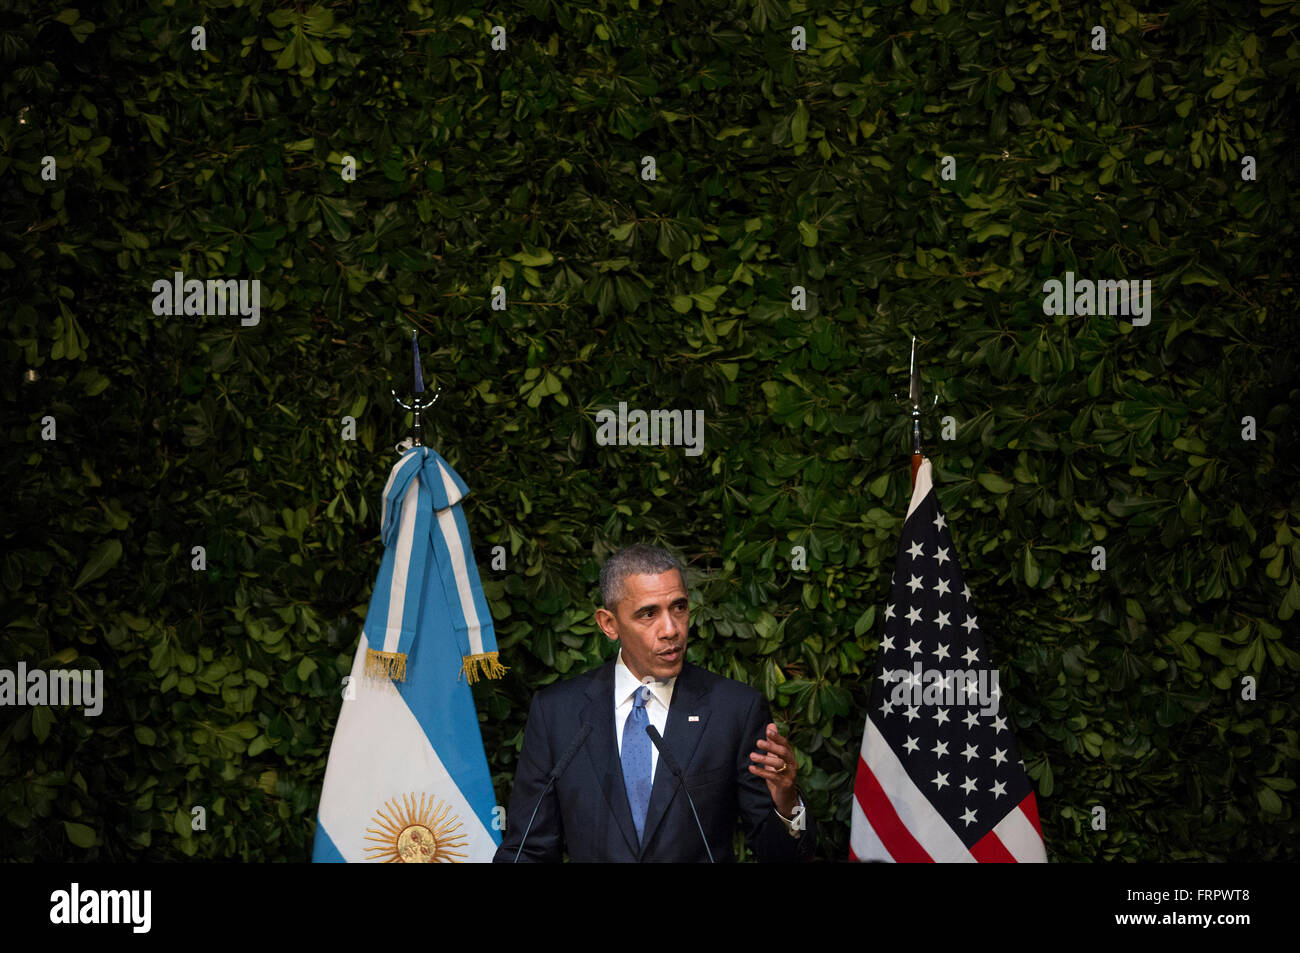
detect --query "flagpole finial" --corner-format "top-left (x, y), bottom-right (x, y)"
top-left (391, 329), bottom-right (441, 450)
top-left (412, 329), bottom-right (425, 396)
top-left (908, 335), bottom-right (921, 407)
top-left (895, 335), bottom-right (938, 488)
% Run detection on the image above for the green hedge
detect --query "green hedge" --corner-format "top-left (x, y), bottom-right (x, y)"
top-left (2, 0), bottom-right (1297, 861)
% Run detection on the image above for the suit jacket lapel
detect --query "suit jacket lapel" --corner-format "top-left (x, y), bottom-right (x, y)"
top-left (639, 662), bottom-right (712, 858)
top-left (579, 661), bottom-right (640, 858)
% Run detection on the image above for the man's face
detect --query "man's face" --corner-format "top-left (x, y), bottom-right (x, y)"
top-left (596, 570), bottom-right (689, 681)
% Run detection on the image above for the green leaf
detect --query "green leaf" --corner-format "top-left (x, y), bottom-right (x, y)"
top-left (977, 473), bottom-right (1015, 494)
top-left (1279, 580), bottom-right (1300, 621)
top-left (1022, 547), bottom-right (1040, 587)
top-left (972, 223), bottom-right (1012, 241)
top-left (1155, 696), bottom-right (1182, 727)
top-left (31, 705), bottom-right (53, 742)
top-left (228, 721), bottom-right (259, 739)
top-left (73, 540), bottom-right (122, 589)
top-left (791, 101), bottom-right (809, 144)
top-left (1257, 786), bottom-right (1282, 813)
top-left (1192, 631), bottom-right (1222, 654)
top-left (513, 246), bottom-right (554, 267)
top-left (1086, 360), bottom-right (1105, 396)
top-left (1179, 268), bottom-right (1219, 287)
top-left (64, 821), bottom-right (96, 847)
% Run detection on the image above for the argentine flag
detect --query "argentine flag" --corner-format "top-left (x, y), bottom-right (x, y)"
top-left (312, 443), bottom-right (504, 862)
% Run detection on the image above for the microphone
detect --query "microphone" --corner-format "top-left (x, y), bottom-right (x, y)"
top-left (645, 724), bottom-right (714, 863)
top-left (513, 722), bottom-right (591, 863)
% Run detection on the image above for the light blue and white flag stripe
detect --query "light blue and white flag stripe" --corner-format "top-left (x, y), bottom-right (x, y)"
top-left (312, 445), bottom-right (502, 862)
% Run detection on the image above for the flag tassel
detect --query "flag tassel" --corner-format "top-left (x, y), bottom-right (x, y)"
top-left (459, 651), bottom-right (507, 684)
top-left (364, 648), bottom-right (407, 682)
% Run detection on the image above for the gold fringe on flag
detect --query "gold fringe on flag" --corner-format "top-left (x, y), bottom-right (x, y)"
top-left (459, 652), bottom-right (508, 684)
top-left (364, 648), bottom-right (407, 682)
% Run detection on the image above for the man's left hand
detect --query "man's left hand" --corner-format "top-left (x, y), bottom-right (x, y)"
top-left (749, 722), bottom-right (799, 818)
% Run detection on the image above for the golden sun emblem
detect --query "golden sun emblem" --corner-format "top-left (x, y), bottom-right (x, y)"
top-left (364, 793), bottom-right (468, 863)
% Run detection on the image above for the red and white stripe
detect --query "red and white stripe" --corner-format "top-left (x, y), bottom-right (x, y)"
top-left (849, 716), bottom-right (1046, 863)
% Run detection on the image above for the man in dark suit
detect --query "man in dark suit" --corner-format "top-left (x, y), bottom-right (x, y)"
top-left (494, 544), bottom-right (816, 862)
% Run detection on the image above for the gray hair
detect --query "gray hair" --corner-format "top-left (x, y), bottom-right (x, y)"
top-left (599, 544), bottom-right (685, 610)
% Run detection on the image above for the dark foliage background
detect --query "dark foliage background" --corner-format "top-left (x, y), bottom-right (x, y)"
top-left (2, 0), bottom-right (1298, 861)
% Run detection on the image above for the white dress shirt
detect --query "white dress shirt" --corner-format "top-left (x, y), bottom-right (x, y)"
top-left (614, 649), bottom-right (675, 783)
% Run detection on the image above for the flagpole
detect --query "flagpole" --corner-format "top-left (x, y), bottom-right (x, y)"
top-left (906, 336), bottom-right (929, 489)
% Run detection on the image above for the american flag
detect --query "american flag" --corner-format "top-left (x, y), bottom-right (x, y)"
top-left (850, 459), bottom-right (1047, 862)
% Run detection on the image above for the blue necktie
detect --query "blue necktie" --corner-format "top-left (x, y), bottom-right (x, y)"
top-left (621, 685), bottom-right (653, 842)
